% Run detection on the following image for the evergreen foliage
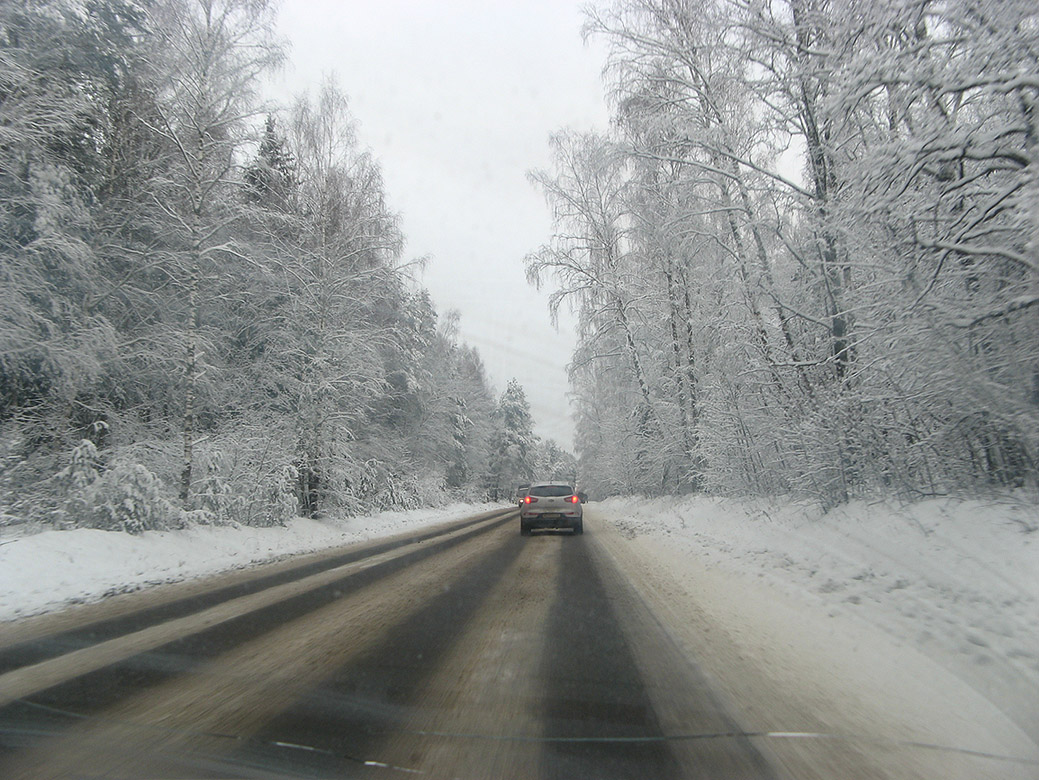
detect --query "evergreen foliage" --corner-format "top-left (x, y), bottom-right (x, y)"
top-left (0, 0), bottom-right (508, 528)
top-left (486, 380), bottom-right (539, 499)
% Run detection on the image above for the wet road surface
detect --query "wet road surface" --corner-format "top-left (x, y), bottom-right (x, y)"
top-left (0, 508), bottom-right (777, 779)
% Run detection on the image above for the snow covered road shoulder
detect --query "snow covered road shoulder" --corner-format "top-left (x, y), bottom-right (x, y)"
top-left (593, 494), bottom-right (1039, 776)
top-left (0, 502), bottom-right (501, 622)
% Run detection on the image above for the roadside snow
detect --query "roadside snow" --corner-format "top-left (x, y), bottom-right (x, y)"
top-left (0, 502), bottom-right (501, 622)
top-left (597, 494), bottom-right (1039, 750)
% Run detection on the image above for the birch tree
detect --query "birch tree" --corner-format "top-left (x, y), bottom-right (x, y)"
top-left (536, 0), bottom-right (1038, 500)
top-left (142, 0), bottom-right (281, 504)
top-left (527, 132), bottom-right (689, 488)
top-left (247, 82), bottom-right (402, 516)
top-left (822, 0), bottom-right (1039, 488)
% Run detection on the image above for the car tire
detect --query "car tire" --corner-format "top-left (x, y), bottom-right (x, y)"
top-left (520, 524), bottom-right (531, 536)
top-left (573, 522), bottom-right (583, 535)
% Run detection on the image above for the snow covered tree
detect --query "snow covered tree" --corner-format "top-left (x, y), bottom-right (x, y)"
top-left (244, 114), bottom-right (296, 209)
top-left (437, 337), bottom-right (497, 496)
top-left (534, 0), bottom-right (1038, 501)
top-left (138, 0), bottom-right (281, 504)
top-left (0, 0), bottom-right (148, 517)
top-left (250, 81), bottom-right (402, 516)
top-left (535, 439), bottom-right (577, 484)
top-left (0, 0), bottom-right (514, 528)
top-left (486, 380), bottom-right (538, 499)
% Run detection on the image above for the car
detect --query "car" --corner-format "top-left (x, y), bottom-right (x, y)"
top-left (513, 483), bottom-right (530, 506)
top-left (519, 481), bottom-right (583, 535)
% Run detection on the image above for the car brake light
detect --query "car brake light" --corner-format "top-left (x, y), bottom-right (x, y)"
top-left (570, 495), bottom-right (580, 503)
top-left (524, 496), bottom-right (537, 504)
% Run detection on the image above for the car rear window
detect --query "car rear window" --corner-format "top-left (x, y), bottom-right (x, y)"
top-left (529, 485), bottom-right (574, 497)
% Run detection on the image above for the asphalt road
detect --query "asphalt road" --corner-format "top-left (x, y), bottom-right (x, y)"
top-left (0, 508), bottom-right (778, 779)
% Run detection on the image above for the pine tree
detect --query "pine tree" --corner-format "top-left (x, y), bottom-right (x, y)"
top-left (245, 115), bottom-right (296, 209)
top-left (487, 380), bottom-right (538, 499)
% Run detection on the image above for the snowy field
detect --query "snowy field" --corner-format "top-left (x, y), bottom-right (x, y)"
top-left (0, 502), bottom-right (499, 621)
top-left (595, 493), bottom-right (1039, 759)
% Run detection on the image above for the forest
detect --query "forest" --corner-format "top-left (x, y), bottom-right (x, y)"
top-left (0, 0), bottom-right (567, 532)
top-left (3, 0), bottom-right (1037, 532)
top-left (529, 0), bottom-right (1039, 505)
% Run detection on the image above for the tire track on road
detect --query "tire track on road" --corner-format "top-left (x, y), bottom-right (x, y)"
top-left (353, 533), bottom-right (563, 778)
top-left (584, 525), bottom-right (779, 779)
top-left (0, 508), bottom-right (514, 668)
top-left (0, 513), bottom-right (510, 763)
top-left (535, 533), bottom-right (685, 780)
top-left (0, 515), bottom-right (516, 780)
top-left (227, 525), bottom-right (534, 778)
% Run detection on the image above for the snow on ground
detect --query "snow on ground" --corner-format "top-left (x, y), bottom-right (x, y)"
top-left (0, 502), bottom-right (501, 622)
top-left (596, 493), bottom-right (1039, 752)
top-left (3, 491), bottom-right (1036, 772)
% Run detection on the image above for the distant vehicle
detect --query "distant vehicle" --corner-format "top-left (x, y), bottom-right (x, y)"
top-left (513, 483), bottom-right (530, 506)
top-left (520, 481), bottom-right (583, 536)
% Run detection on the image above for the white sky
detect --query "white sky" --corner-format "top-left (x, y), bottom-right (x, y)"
top-left (269, 1), bottom-right (612, 448)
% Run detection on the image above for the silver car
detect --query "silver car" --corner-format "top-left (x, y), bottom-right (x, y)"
top-left (513, 483), bottom-right (530, 506)
top-left (519, 481), bottom-right (583, 535)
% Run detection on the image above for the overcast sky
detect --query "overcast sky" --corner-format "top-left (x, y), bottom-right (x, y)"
top-left (268, 1), bottom-right (611, 448)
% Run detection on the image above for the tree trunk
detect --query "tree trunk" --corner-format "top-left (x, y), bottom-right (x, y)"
top-left (180, 261), bottom-right (199, 505)
top-left (790, 0), bottom-right (854, 380)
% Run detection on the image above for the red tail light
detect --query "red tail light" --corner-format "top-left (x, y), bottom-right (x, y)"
top-left (570, 495), bottom-right (580, 503)
top-left (524, 495), bottom-right (537, 504)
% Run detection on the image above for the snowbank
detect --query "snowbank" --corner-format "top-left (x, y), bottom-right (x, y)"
top-left (0, 502), bottom-right (502, 621)
top-left (597, 493), bottom-right (1039, 744)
